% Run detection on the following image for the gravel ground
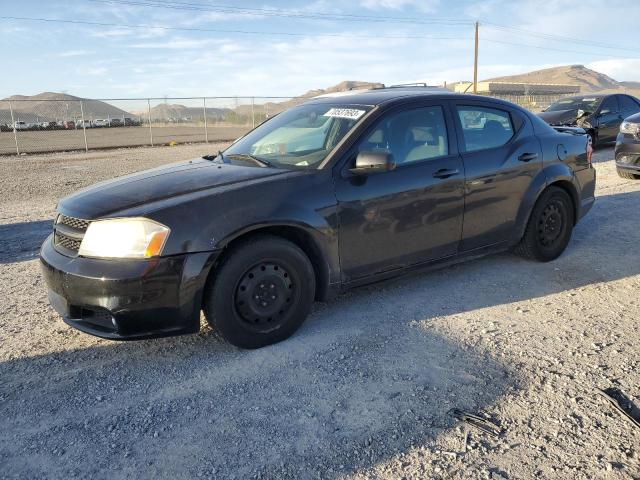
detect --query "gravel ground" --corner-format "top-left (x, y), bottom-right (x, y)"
top-left (0, 126), bottom-right (249, 155)
top-left (0, 144), bottom-right (639, 480)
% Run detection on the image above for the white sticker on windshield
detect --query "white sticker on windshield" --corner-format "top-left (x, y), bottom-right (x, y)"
top-left (582, 98), bottom-right (597, 101)
top-left (323, 108), bottom-right (366, 120)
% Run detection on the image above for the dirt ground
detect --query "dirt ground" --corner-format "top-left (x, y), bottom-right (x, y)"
top-left (0, 125), bottom-right (249, 155)
top-left (0, 143), bottom-right (638, 480)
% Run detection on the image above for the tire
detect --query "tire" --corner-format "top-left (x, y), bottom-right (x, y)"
top-left (203, 235), bottom-right (315, 349)
top-left (515, 186), bottom-right (575, 262)
top-left (617, 168), bottom-right (640, 180)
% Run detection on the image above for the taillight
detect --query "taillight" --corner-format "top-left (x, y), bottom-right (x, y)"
top-left (586, 136), bottom-right (593, 165)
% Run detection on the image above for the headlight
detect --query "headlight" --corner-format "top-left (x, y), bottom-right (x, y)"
top-left (78, 218), bottom-right (170, 259)
top-left (620, 121), bottom-right (640, 135)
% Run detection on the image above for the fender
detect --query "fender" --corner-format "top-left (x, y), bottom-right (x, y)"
top-left (211, 201), bottom-right (341, 300)
top-left (514, 162), bottom-right (579, 240)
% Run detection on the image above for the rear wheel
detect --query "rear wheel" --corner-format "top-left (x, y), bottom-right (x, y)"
top-left (203, 235), bottom-right (315, 349)
top-left (617, 168), bottom-right (640, 180)
top-left (515, 186), bottom-right (574, 262)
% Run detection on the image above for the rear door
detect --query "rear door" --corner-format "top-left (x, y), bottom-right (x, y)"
top-left (451, 101), bottom-right (543, 251)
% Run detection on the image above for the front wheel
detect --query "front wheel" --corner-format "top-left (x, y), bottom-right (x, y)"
top-left (515, 186), bottom-right (574, 262)
top-left (203, 235), bottom-right (315, 349)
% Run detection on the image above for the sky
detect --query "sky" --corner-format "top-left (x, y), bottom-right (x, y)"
top-left (1, 0), bottom-right (639, 99)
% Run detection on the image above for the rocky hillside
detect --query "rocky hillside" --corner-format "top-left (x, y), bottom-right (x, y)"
top-left (486, 65), bottom-right (636, 94)
top-left (1, 92), bottom-right (131, 122)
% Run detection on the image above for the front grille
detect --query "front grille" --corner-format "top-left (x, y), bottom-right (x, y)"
top-left (54, 232), bottom-right (82, 252)
top-left (53, 214), bottom-right (90, 256)
top-left (58, 214), bottom-right (90, 231)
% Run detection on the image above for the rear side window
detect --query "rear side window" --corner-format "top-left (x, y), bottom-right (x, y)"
top-left (620, 95), bottom-right (640, 113)
top-left (456, 106), bottom-right (514, 152)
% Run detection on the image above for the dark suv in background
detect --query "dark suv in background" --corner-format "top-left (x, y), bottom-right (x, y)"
top-left (539, 93), bottom-right (640, 146)
top-left (615, 112), bottom-right (640, 179)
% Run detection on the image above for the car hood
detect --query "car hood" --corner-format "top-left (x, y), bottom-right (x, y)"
top-left (58, 158), bottom-right (291, 219)
top-left (537, 109), bottom-right (581, 125)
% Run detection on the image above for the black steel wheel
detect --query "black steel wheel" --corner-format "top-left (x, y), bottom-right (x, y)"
top-left (234, 262), bottom-right (296, 332)
top-left (203, 235), bottom-right (315, 348)
top-left (515, 186), bottom-right (574, 262)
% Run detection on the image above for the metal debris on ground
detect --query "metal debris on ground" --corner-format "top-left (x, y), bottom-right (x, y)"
top-left (598, 387), bottom-right (640, 428)
top-left (448, 408), bottom-right (502, 437)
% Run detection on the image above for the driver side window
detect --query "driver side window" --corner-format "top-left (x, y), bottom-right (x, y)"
top-left (358, 106), bottom-right (449, 166)
top-left (599, 96), bottom-right (619, 115)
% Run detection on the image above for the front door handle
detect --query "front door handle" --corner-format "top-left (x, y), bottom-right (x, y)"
top-left (433, 168), bottom-right (459, 179)
top-left (518, 152), bottom-right (538, 162)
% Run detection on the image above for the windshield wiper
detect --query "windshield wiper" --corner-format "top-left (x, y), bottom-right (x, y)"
top-left (225, 153), bottom-right (273, 167)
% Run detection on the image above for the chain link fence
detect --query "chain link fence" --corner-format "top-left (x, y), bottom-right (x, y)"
top-left (475, 93), bottom-right (573, 112)
top-left (0, 91), bottom-right (576, 155)
top-left (0, 96), bottom-right (302, 155)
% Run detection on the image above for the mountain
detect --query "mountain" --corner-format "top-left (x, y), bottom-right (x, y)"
top-left (485, 65), bottom-right (628, 93)
top-left (145, 103), bottom-right (230, 122)
top-left (1, 92), bottom-right (131, 122)
top-left (233, 80), bottom-right (385, 118)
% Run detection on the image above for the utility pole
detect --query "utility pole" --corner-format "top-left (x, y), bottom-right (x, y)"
top-left (473, 21), bottom-right (479, 94)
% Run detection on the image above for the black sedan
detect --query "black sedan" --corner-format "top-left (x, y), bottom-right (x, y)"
top-left (41, 88), bottom-right (596, 348)
top-left (538, 93), bottom-right (640, 146)
top-left (615, 112), bottom-right (640, 179)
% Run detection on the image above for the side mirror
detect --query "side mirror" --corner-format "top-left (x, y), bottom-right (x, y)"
top-left (350, 151), bottom-right (396, 175)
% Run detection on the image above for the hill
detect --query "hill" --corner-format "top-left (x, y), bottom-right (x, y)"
top-left (146, 103), bottom-right (230, 122)
top-left (485, 65), bottom-right (636, 94)
top-left (1, 92), bottom-right (131, 122)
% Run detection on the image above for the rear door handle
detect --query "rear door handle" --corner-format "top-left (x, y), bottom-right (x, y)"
top-left (518, 153), bottom-right (538, 162)
top-left (433, 168), bottom-right (459, 179)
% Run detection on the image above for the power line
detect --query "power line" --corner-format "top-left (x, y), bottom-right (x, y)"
top-left (484, 38), bottom-right (632, 59)
top-left (483, 22), bottom-right (639, 54)
top-left (88, 0), bottom-right (473, 25)
top-left (90, 0), bottom-right (639, 55)
top-left (0, 15), bottom-right (467, 40)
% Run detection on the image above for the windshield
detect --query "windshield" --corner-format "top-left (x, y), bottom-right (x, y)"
top-left (222, 103), bottom-right (373, 169)
top-left (546, 97), bottom-right (602, 113)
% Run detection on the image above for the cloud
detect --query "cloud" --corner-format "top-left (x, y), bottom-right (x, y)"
top-left (359, 0), bottom-right (440, 12)
top-left (129, 38), bottom-right (224, 49)
top-left (58, 50), bottom-right (92, 58)
top-left (587, 59), bottom-right (640, 82)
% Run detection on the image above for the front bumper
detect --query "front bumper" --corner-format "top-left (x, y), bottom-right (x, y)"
top-left (40, 235), bottom-right (219, 340)
top-left (615, 134), bottom-right (640, 172)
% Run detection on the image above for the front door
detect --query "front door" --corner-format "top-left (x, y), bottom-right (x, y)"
top-left (597, 96), bottom-right (623, 142)
top-left (334, 104), bottom-right (465, 282)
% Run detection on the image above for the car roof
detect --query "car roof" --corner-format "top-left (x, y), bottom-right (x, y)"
top-left (304, 87), bottom-right (508, 106)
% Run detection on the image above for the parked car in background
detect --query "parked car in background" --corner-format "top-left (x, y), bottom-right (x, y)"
top-left (538, 94), bottom-right (640, 146)
top-left (76, 119), bottom-right (93, 129)
top-left (123, 117), bottom-right (141, 126)
top-left (13, 121), bottom-right (29, 131)
top-left (41, 88), bottom-right (596, 348)
top-left (40, 121), bottom-right (58, 130)
top-left (63, 120), bottom-right (76, 130)
top-left (93, 119), bottom-right (110, 128)
top-left (615, 112), bottom-right (640, 179)
top-left (0, 123), bottom-right (11, 132)
top-left (109, 118), bottom-right (123, 127)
